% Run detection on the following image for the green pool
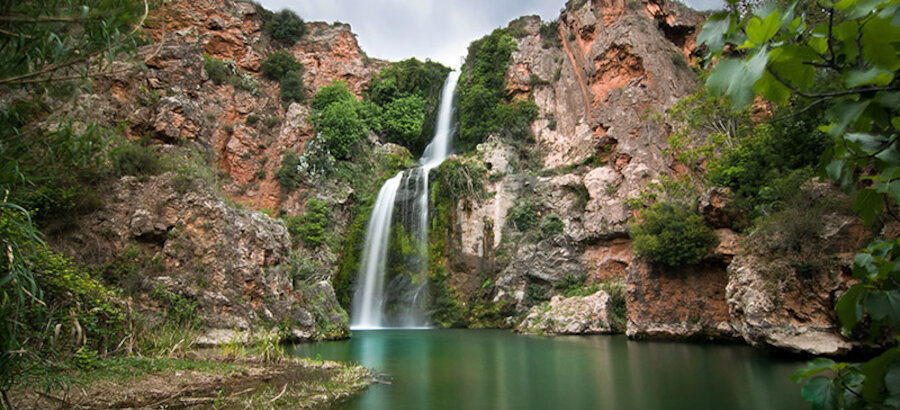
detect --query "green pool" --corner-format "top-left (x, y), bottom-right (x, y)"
top-left (289, 329), bottom-right (807, 410)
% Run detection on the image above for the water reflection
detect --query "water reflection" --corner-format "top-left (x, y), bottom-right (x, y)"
top-left (288, 330), bottom-right (805, 410)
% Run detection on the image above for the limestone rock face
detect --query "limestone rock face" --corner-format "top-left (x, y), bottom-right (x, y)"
top-left (83, 0), bottom-right (385, 213)
top-left (517, 291), bottom-right (614, 335)
top-left (55, 173), bottom-right (349, 341)
top-left (626, 258), bottom-right (739, 341)
top-left (495, 237), bottom-right (586, 311)
top-left (726, 254), bottom-right (854, 355)
top-left (450, 0), bottom-right (705, 320)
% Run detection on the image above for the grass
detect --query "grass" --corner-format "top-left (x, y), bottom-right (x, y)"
top-left (14, 352), bottom-right (372, 409)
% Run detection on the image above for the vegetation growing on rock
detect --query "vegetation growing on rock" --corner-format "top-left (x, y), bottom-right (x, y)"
top-left (365, 58), bottom-right (452, 156)
top-left (457, 28), bottom-right (539, 152)
top-left (630, 201), bottom-right (718, 267)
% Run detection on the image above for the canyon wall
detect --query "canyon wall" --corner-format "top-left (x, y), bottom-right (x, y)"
top-left (444, 0), bottom-right (861, 355)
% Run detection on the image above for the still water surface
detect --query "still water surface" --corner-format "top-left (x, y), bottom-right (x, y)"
top-left (289, 329), bottom-right (807, 410)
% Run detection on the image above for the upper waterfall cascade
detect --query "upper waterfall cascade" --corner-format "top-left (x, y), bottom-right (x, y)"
top-left (350, 71), bottom-right (461, 329)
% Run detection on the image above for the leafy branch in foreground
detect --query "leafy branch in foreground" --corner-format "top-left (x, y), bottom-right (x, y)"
top-left (0, 0), bottom-right (147, 88)
top-left (700, 0), bottom-right (900, 408)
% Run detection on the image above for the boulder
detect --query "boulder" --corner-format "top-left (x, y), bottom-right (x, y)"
top-left (517, 291), bottom-right (615, 335)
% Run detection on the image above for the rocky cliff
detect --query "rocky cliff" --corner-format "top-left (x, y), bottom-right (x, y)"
top-left (42, 0), bottom-right (388, 341)
top-left (439, 0), bottom-right (865, 356)
top-left (443, 0), bottom-right (702, 317)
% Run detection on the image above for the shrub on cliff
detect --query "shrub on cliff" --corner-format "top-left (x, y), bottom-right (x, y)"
top-left (279, 70), bottom-right (308, 104)
top-left (507, 199), bottom-right (541, 232)
top-left (286, 198), bottom-right (329, 248)
top-left (311, 80), bottom-right (356, 111)
top-left (263, 9), bottom-right (306, 45)
top-left (316, 100), bottom-right (364, 160)
top-left (261, 50), bottom-right (303, 81)
top-left (311, 81), bottom-right (365, 160)
top-left (276, 152), bottom-right (302, 192)
top-left (630, 201), bottom-right (718, 267)
top-left (365, 58), bottom-right (451, 156)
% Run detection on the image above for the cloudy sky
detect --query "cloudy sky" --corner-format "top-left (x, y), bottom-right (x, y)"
top-left (257, 0), bottom-right (724, 68)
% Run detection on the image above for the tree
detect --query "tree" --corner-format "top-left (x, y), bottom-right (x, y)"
top-left (261, 50), bottom-right (303, 81)
top-left (262, 9), bottom-right (306, 45)
top-left (699, 1), bottom-right (900, 408)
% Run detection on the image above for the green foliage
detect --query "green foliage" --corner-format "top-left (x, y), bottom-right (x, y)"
top-left (457, 28), bottom-right (538, 151)
top-left (0, 0), bottom-right (143, 91)
top-left (433, 157), bottom-right (487, 207)
top-left (309, 81), bottom-right (367, 160)
top-left (202, 54), bottom-right (231, 85)
top-left (279, 70), bottom-right (308, 105)
top-left (295, 136), bottom-right (336, 180)
top-left (701, 2), bottom-right (900, 406)
top-left (429, 266), bottom-right (467, 328)
top-left (311, 80), bottom-right (357, 111)
top-left (202, 55), bottom-right (257, 92)
top-left (601, 281), bottom-right (627, 332)
top-left (262, 9), bottom-right (306, 45)
top-left (380, 95), bottom-right (427, 149)
top-left (505, 17), bottom-right (531, 38)
top-left (526, 283), bottom-right (550, 304)
top-left (261, 50), bottom-right (303, 81)
top-left (555, 273), bottom-right (590, 296)
top-left (539, 213), bottom-right (564, 238)
top-left (316, 99), bottom-right (364, 160)
top-left (334, 203), bottom-right (371, 308)
top-left (287, 198), bottom-right (329, 248)
top-left (109, 142), bottom-right (164, 177)
top-left (276, 151), bottom-right (302, 192)
top-left (630, 201), bottom-right (718, 267)
top-left (259, 50), bottom-right (306, 104)
top-left (364, 58), bottom-right (451, 155)
top-left (507, 199), bottom-right (541, 232)
top-left (152, 285), bottom-right (201, 328)
top-left (540, 20), bottom-right (561, 49)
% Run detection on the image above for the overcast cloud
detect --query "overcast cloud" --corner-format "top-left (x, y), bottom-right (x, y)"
top-left (256, 0), bottom-right (724, 69)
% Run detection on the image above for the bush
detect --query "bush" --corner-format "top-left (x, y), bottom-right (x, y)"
top-left (202, 54), bottom-right (231, 85)
top-left (540, 20), bottom-right (561, 49)
top-left (380, 94), bottom-right (427, 150)
top-left (365, 58), bottom-right (451, 155)
top-left (508, 199), bottom-right (541, 232)
top-left (286, 198), bottom-right (329, 248)
top-left (202, 54), bottom-right (257, 92)
top-left (433, 158), bottom-right (487, 206)
top-left (311, 80), bottom-right (356, 111)
top-left (630, 201), bottom-right (718, 267)
top-left (279, 70), bottom-right (307, 105)
top-left (261, 50), bottom-right (303, 81)
top-left (540, 213), bottom-right (564, 237)
top-left (316, 100), bottom-right (364, 160)
top-left (276, 151), bottom-right (302, 192)
top-left (263, 9), bottom-right (306, 44)
top-left (109, 142), bottom-right (163, 177)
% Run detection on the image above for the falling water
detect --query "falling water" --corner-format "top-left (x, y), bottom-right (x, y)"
top-left (350, 71), bottom-right (460, 329)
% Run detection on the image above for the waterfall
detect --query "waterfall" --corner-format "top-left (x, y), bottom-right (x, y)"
top-left (350, 71), bottom-right (460, 329)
